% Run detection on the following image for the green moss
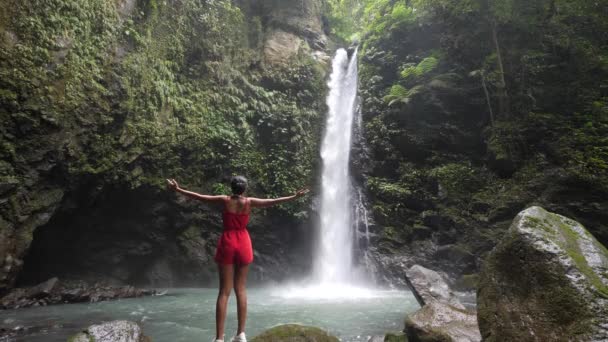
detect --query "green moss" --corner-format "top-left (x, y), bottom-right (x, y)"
top-left (251, 324), bottom-right (339, 342)
top-left (521, 210), bottom-right (608, 299)
top-left (552, 214), bottom-right (608, 299)
top-left (66, 332), bottom-right (94, 342)
top-left (384, 332), bottom-right (408, 342)
top-left (453, 274), bottom-right (479, 291)
top-left (523, 216), bottom-right (555, 236)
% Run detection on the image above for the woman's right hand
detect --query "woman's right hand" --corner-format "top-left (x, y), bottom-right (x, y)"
top-left (295, 188), bottom-right (310, 198)
top-left (166, 178), bottom-right (179, 191)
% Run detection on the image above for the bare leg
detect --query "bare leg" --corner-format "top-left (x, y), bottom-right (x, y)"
top-left (234, 263), bottom-right (250, 335)
top-left (216, 264), bottom-right (234, 340)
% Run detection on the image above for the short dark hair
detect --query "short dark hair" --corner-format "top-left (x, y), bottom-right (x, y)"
top-left (230, 176), bottom-right (248, 195)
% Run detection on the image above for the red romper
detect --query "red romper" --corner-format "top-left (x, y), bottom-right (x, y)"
top-left (214, 199), bottom-right (254, 265)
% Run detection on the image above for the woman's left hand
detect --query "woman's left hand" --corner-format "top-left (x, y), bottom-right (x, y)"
top-left (166, 178), bottom-right (180, 191)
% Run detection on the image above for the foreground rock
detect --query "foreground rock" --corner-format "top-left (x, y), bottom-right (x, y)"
top-left (1, 278), bottom-right (155, 309)
top-left (68, 320), bottom-right (150, 342)
top-left (383, 332), bottom-right (407, 341)
top-left (251, 324), bottom-right (339, 342)
top-left (404, 265), bottom-right (481, 342)
top-left (406, 302), bottom-right (480, 342)
top-left (478, 206), bottom-right (608, 341)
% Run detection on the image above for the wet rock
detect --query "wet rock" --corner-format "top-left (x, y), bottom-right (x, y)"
top-left (477, 206), bottom-right (608, 341)
top-left (251, 324), bottom-right (339, 342)
top-left (26, 276), bottom-right (59, 297)
top-left (406, 265), bottom-right (463, 309)
top-left (404, 265), bottom-right (481, 342)
top-left (68, 320), bottom-right (150, 342)
top-left (432, 245), bottom-right (475, 274)
top-left (405, 301), bottom-right (479, 342)
top-left (264, 29), bottom-right (304, 66)
top-left (0, 278), bottom-right (155, 310)
top-left (0, 187), bottom-right (64, 292)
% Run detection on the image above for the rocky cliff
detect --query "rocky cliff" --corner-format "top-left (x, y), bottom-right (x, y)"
top-left (355, 0), bottom-right (608, 285)
top-left (0, 0), bottom-right (331, 292)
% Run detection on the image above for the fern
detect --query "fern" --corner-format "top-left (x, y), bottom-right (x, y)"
top-left (400, 56), bottom-right (439, 81)
top-left (383, 84), bottom-right (410, 106)
top-left (382, 84), bottom-right (426, 106)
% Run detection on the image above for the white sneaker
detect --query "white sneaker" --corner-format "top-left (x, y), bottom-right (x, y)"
top-left (231, 332), bottom-right (247, 342)
top-left (214, 339), bottom-right (224, 342)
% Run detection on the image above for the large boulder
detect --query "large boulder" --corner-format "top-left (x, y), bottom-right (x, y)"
top-left (251, 324), bottom-right (339, 342)
top-left (477, 206), bottom-right (608, 341)
top-left (404, 265), bottom-right (481, 342)
top-left (68, 320), bottom-right (150, 342)
top-left (406, 265), bottom-right (464, 309)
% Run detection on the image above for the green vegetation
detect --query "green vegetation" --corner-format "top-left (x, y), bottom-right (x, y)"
top-left (0, 0), bottom-right (326, 215)
top-left (384, 332), bottom-right (408, 342)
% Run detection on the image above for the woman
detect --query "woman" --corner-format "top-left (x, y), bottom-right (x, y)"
top-left (166, 176), bottom-right (309, 342)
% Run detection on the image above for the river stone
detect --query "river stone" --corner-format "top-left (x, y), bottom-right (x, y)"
top-left (67, 320), bottom-right (150, 342)
top-left (404, 265), bottom-right (481, 342)
top-left (405, 301), bottom-right (480, 342)
top-left (477, 206), bottom-right (608, 341)
top-left (251, 324), bottom-right (339, 342)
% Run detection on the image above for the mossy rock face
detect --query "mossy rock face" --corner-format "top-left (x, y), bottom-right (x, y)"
top-left (0, 0), bottom-right (327, 292)
top-left (452, 274), bottom-right (479, 292)
top-left (477, 206), bottom-right (608, 341)
top-left (67, 320), bottom-right (150, 342)
top-left (250, 324), bottom-right (339, 342)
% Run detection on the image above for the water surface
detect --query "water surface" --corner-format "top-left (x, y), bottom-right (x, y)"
top-left (1, 287), bottom-right (418, 342)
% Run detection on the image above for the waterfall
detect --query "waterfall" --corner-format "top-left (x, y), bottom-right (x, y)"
top-left (313, 48), bottom-right (359, 284)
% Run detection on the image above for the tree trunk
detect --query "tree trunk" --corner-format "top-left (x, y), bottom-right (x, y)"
top-left (491, 19), bottom-right (510, 118)
top-left (480, 71), bottom-right (494, 125)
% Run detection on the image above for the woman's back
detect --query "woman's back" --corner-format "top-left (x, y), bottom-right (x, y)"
top-left (222, 196), bottom-right (250, 231)
top-left (224, 196), bottom-right (250, 215)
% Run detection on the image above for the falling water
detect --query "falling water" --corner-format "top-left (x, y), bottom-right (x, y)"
top-left (314, 48), bottom-right (359, 284)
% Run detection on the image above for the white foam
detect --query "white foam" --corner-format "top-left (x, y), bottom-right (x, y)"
top-left (270, 282), bottom-right (395, 301)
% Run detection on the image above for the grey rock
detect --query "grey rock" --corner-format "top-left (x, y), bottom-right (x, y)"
top-left (264, 29), bottom-right (304, 66)
top-left (405, 265), bottom-right (481, 342)
top-left (477, 206), bottom-right (608, 341)
top-left (1, 280), bottom-right (155, 310)
top-left (68, 320), bottom-right (149, 342)
top-left (406, 265), bottom-right (464, 309)
top-left (406, 302), bottom-right (479, 342)
top-left (26, 277), bottom-right (59, 298)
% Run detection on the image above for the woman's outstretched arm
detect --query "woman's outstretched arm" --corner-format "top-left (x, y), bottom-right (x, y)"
top-left (249, 188), bottom-right (309, 208)
top-left (166, 179), bottom-right (227, 203)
